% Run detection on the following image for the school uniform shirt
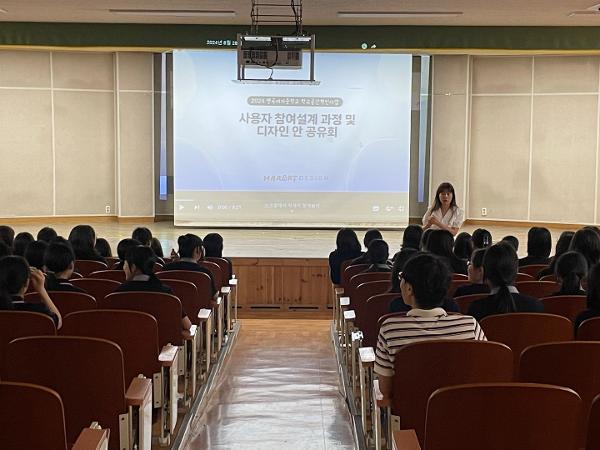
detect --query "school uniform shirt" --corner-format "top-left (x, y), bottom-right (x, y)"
top-left (328, 249), bottom-right (363, 284)
top-left (7, 295), bottom-right (59, 326)
top-left (162, 258), bottom-right (217, 296)
top-left (422, 206), bottom-right (465, 230)
top-left (467, 286), bottom-right (544, 321)
top-left (45, 273), bottom-right (87, 293)
top-left (454, 283), bottom-right (490, 298)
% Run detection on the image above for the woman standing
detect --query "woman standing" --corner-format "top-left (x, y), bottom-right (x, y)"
top-left (422, 182), bottom-right (464, 236)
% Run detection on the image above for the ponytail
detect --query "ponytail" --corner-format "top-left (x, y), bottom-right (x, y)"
top-left (493, 285), bottom-right (517, 313)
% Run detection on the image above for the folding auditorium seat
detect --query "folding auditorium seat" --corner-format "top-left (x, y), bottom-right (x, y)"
top-left (206, 256), bottom-right (233, 282)
top-left (520, 264), bottom-right (550, 278)
top-left (104, 256), bottom-right (120, 269)
top-left (447, 279), bottom-right (470, 297)
top-left (450, 273), bottom-right (468, 280)
top-left (540, 274), bottom-right (558, 282)
top-left (88, 270), bottom-right (127, 283)
top-left (373, 340), bottom-right (513, 448)
top-left (453, 293), bottom-right (489, 314)
top-left (70, 278), bottom-right (121, 302)
top-left (103, 291), bottom-right (199, 406)
top-left (2, 336), bottom-right (152, 450)
top-left (25, 291), bottom-right (96, 316)
top-left (393, 383), bottom-right (581, 450)
top-left (516, 272), bottom-right (535, 282)
top-left (0, 310), bottom-right (56, 369)
top-left (0, 381), bottom-right (109, 450)
top-left (541, 295), bottom-right (588, 322)
top-left (577, 317), bottom-right (600, 340)
top-left (198, 260), bottom-right (223, 290)
top-left (74, 260), bottom-right (109, 277)
top-left (480, 313), bottom-right (573, 372)
top-left (337, 264), bottom-right (369, 332)
top-left (587, 394), bottom-right (600, 450)
top-left (61, 310), bottom-right (179, 446)
top-left (516, 280), bottom-right (560, 298)
top-left (70, 271), bottom-right (84, 279)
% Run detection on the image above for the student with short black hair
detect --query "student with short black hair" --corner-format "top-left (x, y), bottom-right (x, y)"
top-left (115, 238), bottom-right (141, 270)
top-left (426, 229), bottom-right (468, 274)
top-left (454, 249), bottom-right (490, 297)
top-left (519, 227), bottom-right (552, 267)
top-left (0, 241), bottom-right (11, 258)
top-left (0, 225), bottom-right (15, 247)
top-left (350, 229), bottom-right (383, 265)
top-left (575, 263), bottom-right (600, 331)
top-left (468, 242), bottom-right (543, 321)
top-left (420, 228), bottom-right (433, 251)
top-left (68, 225), bottom-right (105, 263)
top-left (453, 232), bottom-right (474, 261)
top-left (392, 225), bottom-right (422, 268)
top-left (329, 228), bottom-right (363, 284)
top-left (501, 235), bottom-right (519, 252)
top-left (94, 238), bottom-right (112, 258)
top-left (132, 227), bottom-right (153, 247)
top-left (552, 251), bottom-right (587, 296)
top-left (362, 239), bottom-right (392, 273)
top-left (569, 228), bottom-right (600, 270)
top-left (204, 232), bottom-right (233, 278)
top-left (537, 231), bottom-right (575, 279)
top-left (24, 240), bottom-right (48, 270)
top-left (44, 242), bottom-right (86, 293)
top-left (13, 232), bottom-right (34, 257)
top-left (37, 227), bottom-right (58, 243)
top-left (0, 256), bottom-right (62, 328)
top-left (472, 228), bottom-right (492, 249)
top-left (150, 237), bottom-right (164, 258)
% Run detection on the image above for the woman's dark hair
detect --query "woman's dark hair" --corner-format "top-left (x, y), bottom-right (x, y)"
top-left (426, 230), bottom-right (455, 259)
top-left (0, 242), bottom-right (12, 258)
top-left (0, 256), bottom-right (30, 309)
top-left (24, 241), bottom-right (48, 270)
top-left (132, 227), bottom-right (152, 246)
top-left (367, 239), bottom-right (389, 264)
top-left (501, 236), bottom-right (519, 252)
top-left (587, 263), bottom-right (600, 310)
top-left (68, 225), bottom-right (97, 254)
top-left (150, 237), bottom-right (164, 258)
top-left (37, 227), bottom-right (58, 243)
top-left (0, 226), bottom-right (15, 247)
top-left (421, 228), bottom-right (433, 251)
top-left (402, 225), bottom-right (423, 251)
top-left (204, 233), bottom-right (224, 258)
top-left (570, 228), bottom-right (600, 269)
top-left (555, 251), bottom-right (587, 295)
top-left (364, 229), bottom-right (383, 248)
top-left (453, 232), bottom-right (474, 260)
top-left (470, 248), bottom-right (486, 269)
top-left (484, 242), bottom-right (519, 313)
top-left (44, 242), bottom-right (76, 273)
top-left (125, 245), bottom-right (157, 276)
top-left (117, 238), bottom-right (141, 261)
top-left (94, 238), bottom-right (112, 258)
top-left (472, 229), bottom-right (492, 249)
top-left (178, 234), bottom-right (203, 258)
top-left (402, 253), bottom-right (450, 309)
top-left (432, 182), bottom-right (457, 211)
top-left (13, 232), bottom-right (34, 257)
top-left (526, 227), bottom-right (552, 259)
top-left (335, 228), bottom-right (361, 255)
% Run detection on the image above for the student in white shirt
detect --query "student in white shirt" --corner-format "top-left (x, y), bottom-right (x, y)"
top-left (422, 182), bottom-right (464, 236)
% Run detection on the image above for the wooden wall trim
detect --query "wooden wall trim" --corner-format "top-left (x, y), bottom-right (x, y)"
top-left (465, 219), bottom-right (588, 230)
top-left (0, 216), bottom-right (155, 225)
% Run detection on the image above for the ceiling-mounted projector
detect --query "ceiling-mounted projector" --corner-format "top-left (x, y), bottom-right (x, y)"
top-left (240, 35), bottom-right (312, 69)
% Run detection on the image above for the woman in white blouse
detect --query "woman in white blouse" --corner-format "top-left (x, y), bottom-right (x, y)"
top-left (422, 182), bottom-right (464, 236)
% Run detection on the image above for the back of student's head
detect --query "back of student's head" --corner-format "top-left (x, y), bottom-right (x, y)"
top-left (420, 229), bottom-right (433, 251)
top-left (0, 256), bottom-right (29, 307)
top-left (37, 227), bottom-right (58, 243)
top-left (555, 231), bottom-right (575, 260)
top-left (426, 230), bottom-right (454, 259)
top-left (178, 234), bottom-right (203, 258)
top-left (13, 232), bottom-right (34, 257)
top-left (125, 245), bottom-right (156, 276)
top-left (0, 226), bottom-right (15, 248)
top-left (501, 235), bottom-right (519, 252)
top-left (527, 227), bottom-right (552, 259)
top-left (484, 242), bottom-right (519, 313)
top-left (555, 251), bottom-right (587, 294)
top-left (402, 225), bottom-right (423, 251)
top-left (366, 239), bottom-right (389, 264)
top-left (335, 228), bottom-right (361, 255)
top-left (402, 253), bottom-right (450, 309)
top-left (150, 237), bottom-right (164, 258)
top-left (204, 233), bottom-right (224, 258)
top-left (587, 263), bottom-right (600, 311)
top-left (453, 232), bottom-right (473, 260)
top-left (470, 248), bottom-right (486, 269)
top-left (472, 228), bottom-right (492, 249)
top-left (44, 242), bottom-right (76, 274)
top-left (0, 242), bottom-right (11, 259)
top-left (570, 228), bottom-right (600, 268)
top-left (117, 238), bottom-right (141, 261)
top-left (94, 238), bottom-right (112, 257)
top-left (25, 241), bottom-right (48, 270)
top-left (68, 225), bottom-right (96, 252)
top-left (364, 229), bottom-right (383, 249)
top-left (132, 227), bottom-right (152, 246)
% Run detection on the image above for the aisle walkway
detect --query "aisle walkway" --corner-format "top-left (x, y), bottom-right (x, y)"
top-left (181, 319), bottom-right (356, 449)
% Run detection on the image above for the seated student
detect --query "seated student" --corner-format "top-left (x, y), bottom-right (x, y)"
top-left (162, 234), bottom-right (217, 296)
top-left (468, 242), bottom-right (543, 321)
top-left (115, 238), bottom-right (141, 270)
top-left (374, 253), bottom-right (486, 401)
top-left (537, 231), bottom-right (575, 279)
top-left (420, 228), bottom-right (433, 251)
top-left (68, 225), bottom-right (106, 263)
top-left (453, 232), bottom-right (474, 261)
top-left (427, 229), bottom-right (468, 275)
top-left (329, 228), bottom-right (363, 285)
top-left (501, 235), bottom-right (519, 252)
top-left (392, 225), bottom-right (422, 268)
top-left (362, 239), bottom-right (393, 273)
top-left (24, 240), bottom-right (48, 270)
top-left (44, 243), bottom-right (86, 293)
top-left (472, 228), bottom-right (492, 250)
top-left (204, 232), bottom-right (234, 278)
top-left (569, 228), bottom-right (600, 271)
top-left (150, 237), bottom-right (164, 258)
top-left (94, 238), bottom-right (112, 258)
top-left (519, 227), bottom-right (552, 267)
top-left (115, 246), bottom-right (191, 332)
top-left (0, 241), bottom-right (11, 258)
top-left (350, 229), bottom-right (383, 265)
top-left (132, 227), bottom-right (165, 265)
top-left (552, 251), bottom-right (587, 296)
top-left (575, 263), bottom-right (600, 331)
top-left (13, 232), bottom-right (34, 257)
top-left (37, 226), bottom-right (58, 243)
top-left (0, 256), bottom-right (62, 328)
top-left (454, 249), bottom-right (490, 297)
top-left (0, 225), bottom-right (15, 248)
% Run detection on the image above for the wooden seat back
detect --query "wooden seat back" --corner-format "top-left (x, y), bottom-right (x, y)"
top-left (516, 280), bottom-right (560, 298)
top-left (341, 264), bottom-right (369, 291)
top-left (104, 257), bottom-right (120, 269)
top-left (454, 293), bottom-right (489, 314)
top-left (516, 272), bottom-right (535, 282)
top-left (519, 264), bottom-right (549, 277)
top-left (541, 295), bottom-right (587, 322)
top-left (447, 279), bottom-right (470, 297)
top-left (587, 394), bottom-right (600, 450)
top-left (577, 317), bottom-right (600, 340)
top-left (0, 381), bottom-right (68, 450)
top-left (362, 293), bottom-right (399, 347)
top-left (103, 292), bottom-right (184, 347)
top-left (346, 271), bottom-right (389, 305)
top-left (25, 291), bottom-right (96, 317)
top-left (206, 256), bottom-right (233, 282)
top-left (2, 336), bottom-right (126, 450)
top-left (352, 281), bottom-right (391, 327)
top-left (69, 278), bottom-right (121, 304)
top-left (540, 274), bottom-right (558, 282)
top-left (198, 260), bottom-right (223, 290)
top-left (393, 340), bottom-right (513, 444)
top-left (88, 270), bottom-right (126, 283)
top-left (424, 383), bottom-right (581, 450)
top-left (451, 273), bottom-right (468, 280)
top-left (156, 270), bottom-right (213, 311)
top-left (74, 260), bottom-right (108, 277)
top-left (160, 278), bottom-right (204, 325)
top-left (480, 313), bottom-right (573, 373)
top-left (0, 311), bottom-right (56, 369)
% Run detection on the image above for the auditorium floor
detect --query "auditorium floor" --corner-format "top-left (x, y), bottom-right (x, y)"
top-left (179, 319), bottom-right (356, 450)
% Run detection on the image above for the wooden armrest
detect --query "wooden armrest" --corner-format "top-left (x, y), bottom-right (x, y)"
top-left (340, 296), bottom-right (350, 307)
top-left (216, 296), bottom-right (222, 305)
top-left (220, 286), bottom-right (231, 294)
top-left (197, 308), bottom-right (212, 320)
top-left (183, 324), bottom-right (197, 340)
top-left (343, 310), bottom-right (356, 321)
top-left (377, 398), bottom-right (391, 407)
top-left (229, 278), bottom-right (238, 286)
top-left (158, 344), bottom-right (178, 367)
top-left (126, 377), bottom-right (152, 406)
top-left (335, 287), bottom-right (344, 295)
top-left (359, 346), bottom-right (376, 364)
top-left (392, 430), bottom-right (421, 450)
top-left (72, 426), bottom-right (110, 450)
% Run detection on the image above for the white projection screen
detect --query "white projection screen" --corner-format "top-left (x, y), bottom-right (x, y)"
top-left (173, 50), bottom-right (413, 228)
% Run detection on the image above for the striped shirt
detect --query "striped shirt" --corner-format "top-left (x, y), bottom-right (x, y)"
top-left (374, 307), bottom-right (486, 377)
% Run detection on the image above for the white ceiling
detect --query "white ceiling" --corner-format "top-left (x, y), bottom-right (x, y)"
top-left (3, 1), bottom-right (600, 26)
